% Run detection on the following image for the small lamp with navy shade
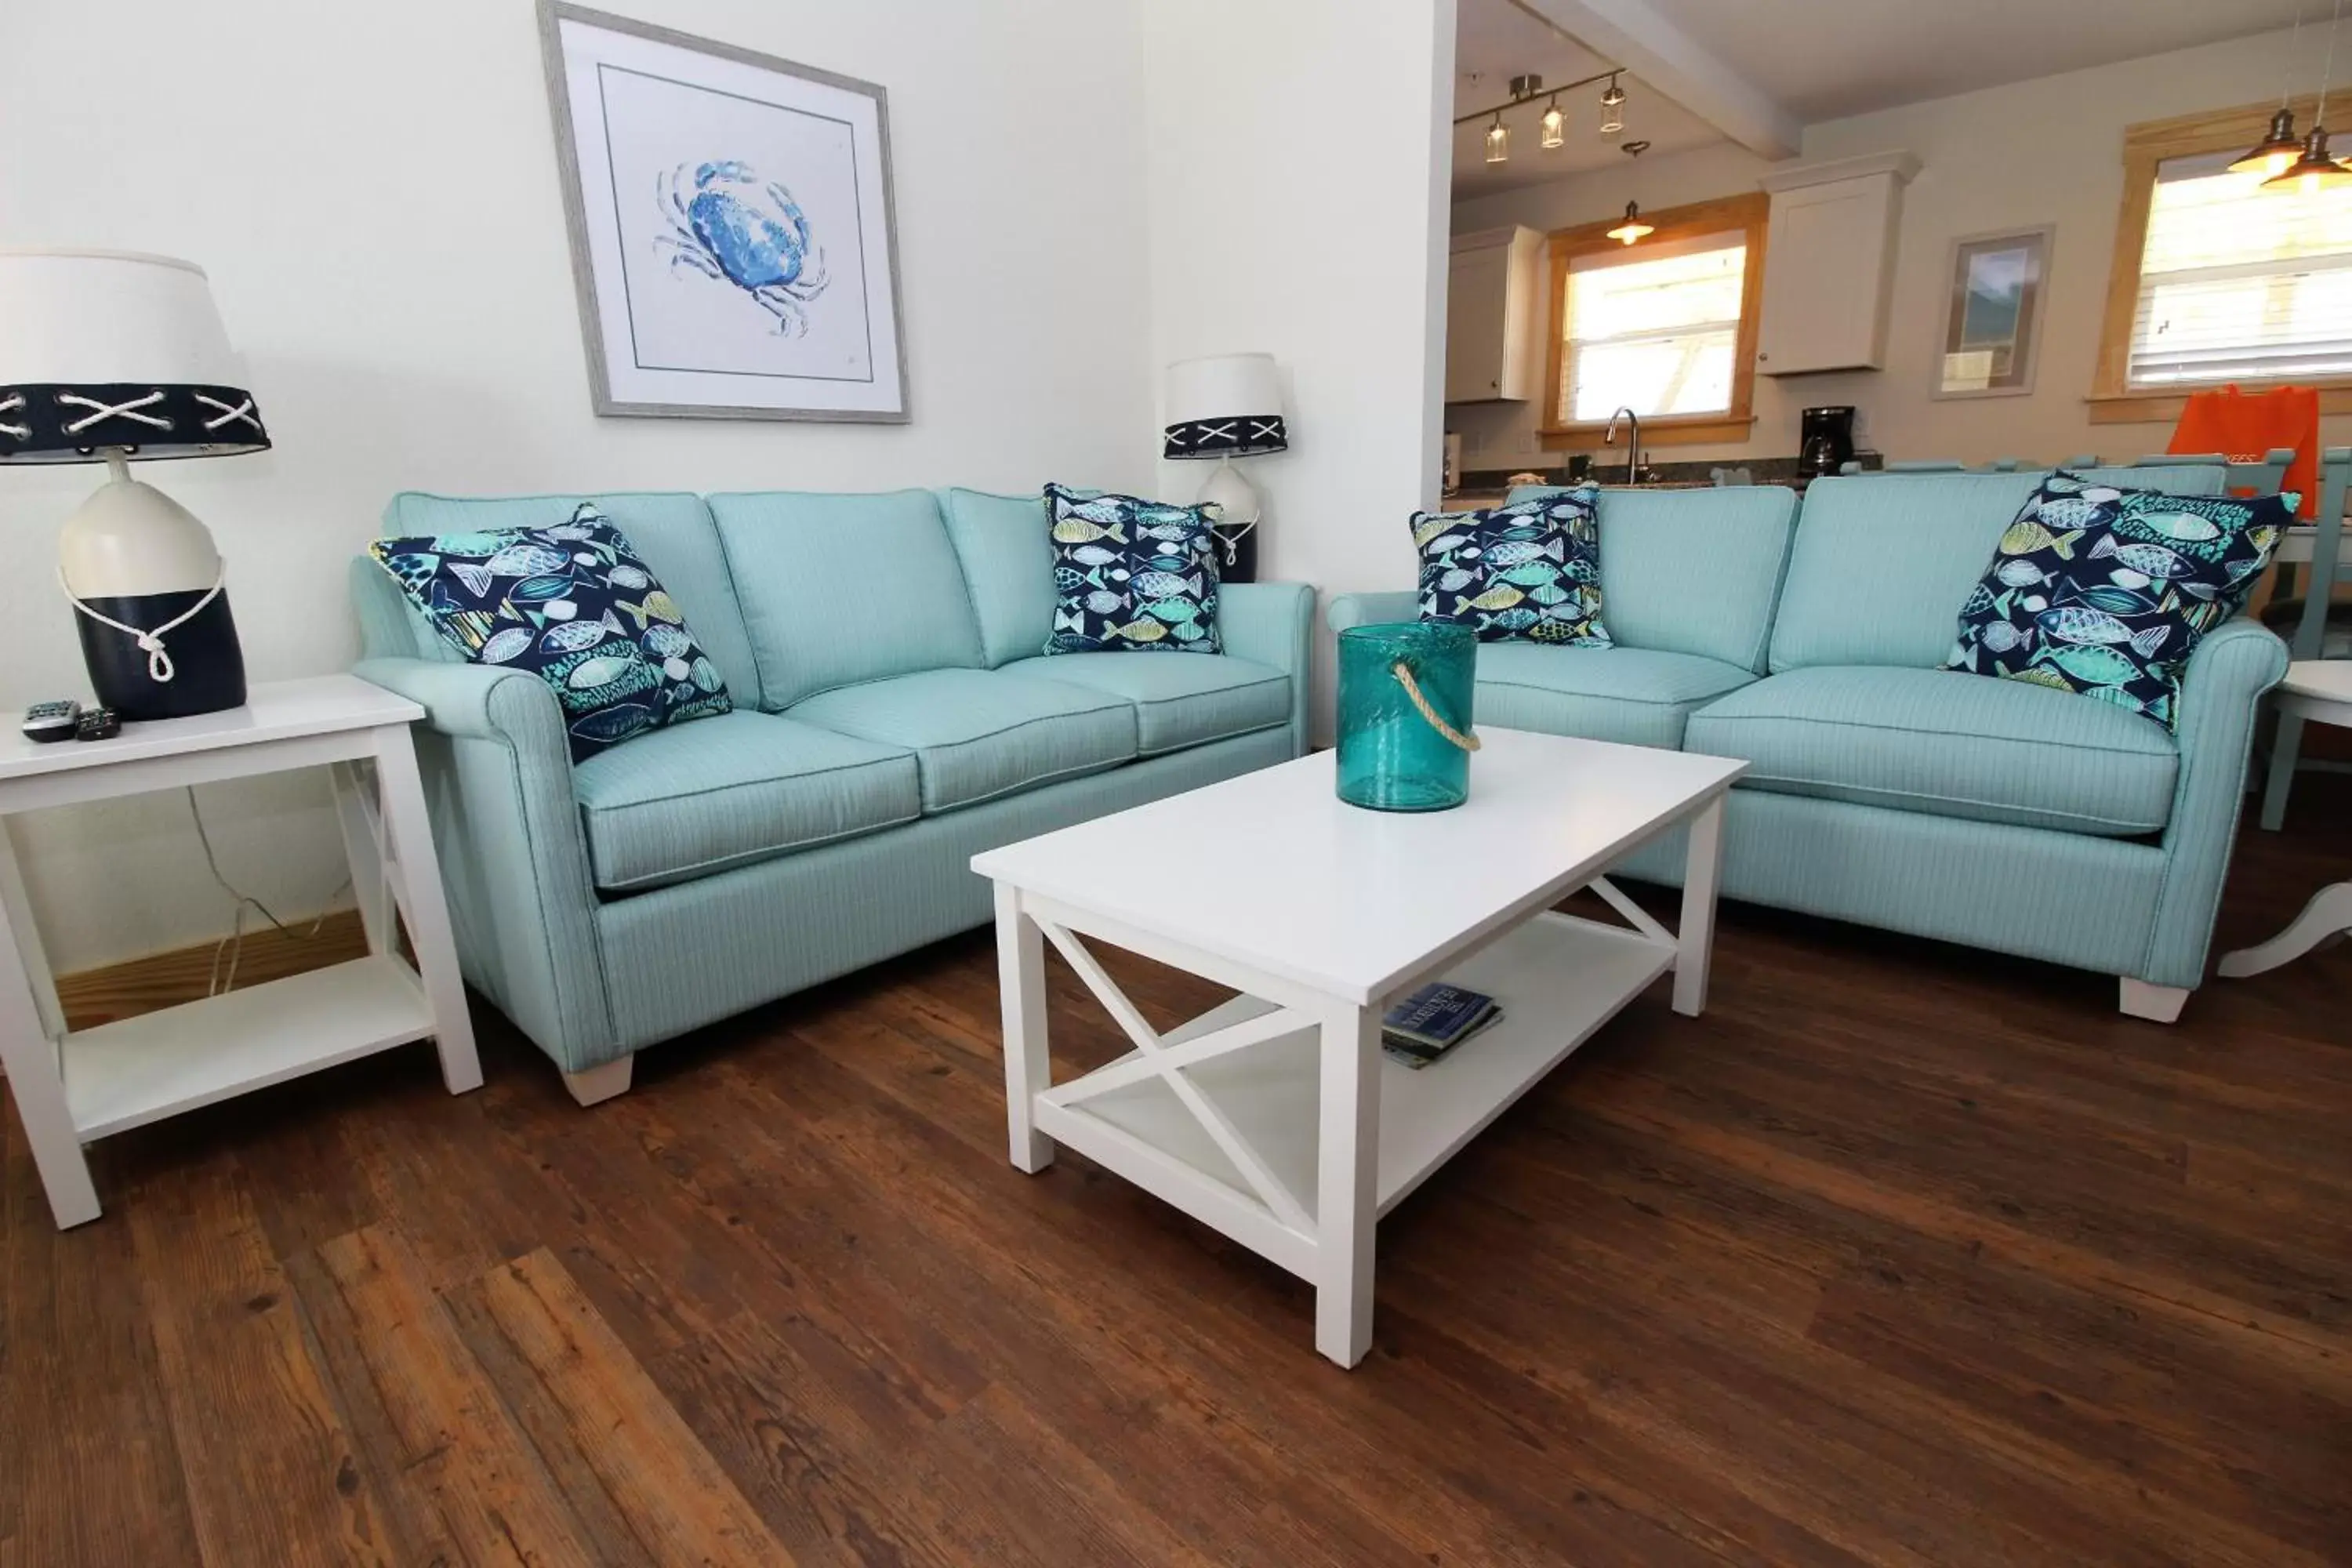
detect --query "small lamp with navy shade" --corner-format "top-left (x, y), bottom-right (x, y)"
top-left (0, 249), bottom-right (267, 720)
top-left (1161, 352), bottom-right (1287, 583)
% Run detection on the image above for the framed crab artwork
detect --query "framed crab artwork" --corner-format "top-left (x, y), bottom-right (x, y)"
top-left (538, 2), bottom-right (908, 421)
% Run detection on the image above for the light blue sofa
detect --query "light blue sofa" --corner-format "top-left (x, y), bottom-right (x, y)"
top-left (350, 488), bottom-right (1314, 1099)
top-left (1329, 466), bottom-right (2289, 1022)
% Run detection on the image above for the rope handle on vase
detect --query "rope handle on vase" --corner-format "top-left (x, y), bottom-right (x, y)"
top-left (1391, 661), bottom-right (1481, 753)
top-left (56, 564), bottom-right (226, 684)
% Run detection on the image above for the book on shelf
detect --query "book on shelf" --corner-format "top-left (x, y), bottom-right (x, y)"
top-left (1381, 982), bottom-right (1503, 1069)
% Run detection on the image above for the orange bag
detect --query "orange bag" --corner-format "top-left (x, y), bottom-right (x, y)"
top-left (2168, 383), bottom-right (2318, 517)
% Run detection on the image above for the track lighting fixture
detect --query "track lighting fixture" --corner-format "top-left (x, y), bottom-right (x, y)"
top-left (1541, 95), bottom-right (1565, 149)
top-left (1485, 112), bottom-right (1508, 164)
top-left (1600, 74), bottom-right (1626, 136)
top-left (1454, 63), bottom-right (1632, 166)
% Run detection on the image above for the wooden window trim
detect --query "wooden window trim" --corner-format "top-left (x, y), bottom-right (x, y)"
top-left (1538, 191), bottom-right (1768, 450)
top-left (2090, 94), bottom-right (2352, 425)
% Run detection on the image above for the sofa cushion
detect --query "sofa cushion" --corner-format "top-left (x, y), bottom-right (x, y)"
top-left (1769, 466), bottom-right (2233, 674)
top-left (1944, 471), bottom-right (2291, 728)
top-left (1414, 486), bottom-right (1608, 644)
top-left (1471, 644), bottom-right (1755, 749)
top-left (1042, 484), bottom-right (1223, 654)
top-left (1684, 666), bottom-right (2179, 837)
top-left (941, 488), bottom-right (1058, 667)
top-left (380, 491), bottom-right (762, 706)
top-left (709, 490), bottom-right (985, 708)
top-left (1003, 652), bottom-right (1289, 753)
top-left (1509, 484), bottom-right (1796, 672)
top-left (570, 710), bottom-right (920, 892)
top-left (369, 505), bottom-right (734, 763)
top-left (789, 668), bottom-right (1138, 813)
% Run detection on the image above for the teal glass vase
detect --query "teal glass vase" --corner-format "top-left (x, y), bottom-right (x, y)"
top-left (1335, 622), bottom-right (1479, 811)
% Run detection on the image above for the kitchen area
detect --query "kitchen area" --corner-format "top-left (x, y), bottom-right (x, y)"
top-left (1441, 143), bottom-right (1917, 508)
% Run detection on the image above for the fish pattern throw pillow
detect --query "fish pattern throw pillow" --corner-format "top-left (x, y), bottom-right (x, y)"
top-left (1041, 483), bottom-right (1222, 653)
top-left (1411, 486), bottom-right (1609, 644)
top-left (370, 503), bottom-right (732, 762)
top-left (1943, 471), bottom-right (2291, 728)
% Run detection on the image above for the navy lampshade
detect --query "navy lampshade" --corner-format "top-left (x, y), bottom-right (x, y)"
top-left (1162, 352), bottom-right (1287, 459)
top-left (0, 249), bottom-right (270, 464)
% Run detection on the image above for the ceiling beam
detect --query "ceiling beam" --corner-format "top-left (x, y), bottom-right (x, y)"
top-left (1513, 0), bottom-right (1802, 158)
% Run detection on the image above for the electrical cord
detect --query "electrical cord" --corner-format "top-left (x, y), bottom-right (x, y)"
top-left (184, 786), bottom-right (352, 996)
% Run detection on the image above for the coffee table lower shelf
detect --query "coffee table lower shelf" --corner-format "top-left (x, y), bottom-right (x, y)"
top-left (1034, 910), bottom-right (1671, 1232)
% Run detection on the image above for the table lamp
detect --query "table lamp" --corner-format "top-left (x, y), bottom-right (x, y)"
top-left (0, 249), bottom-right (267, 721)
top-left (1162, 352), bottom-right (1287, 583)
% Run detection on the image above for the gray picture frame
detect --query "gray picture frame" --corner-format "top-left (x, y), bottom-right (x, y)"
top-left (536, 0), bottom-right (910, 423)
top-left (1929, 224), bottom-right (2053, 402)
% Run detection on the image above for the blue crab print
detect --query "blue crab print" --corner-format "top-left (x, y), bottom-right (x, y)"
top-left (655, 161), bottom-right (830, 337)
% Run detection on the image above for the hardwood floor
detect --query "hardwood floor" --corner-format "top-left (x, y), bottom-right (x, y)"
top-left (6, 781), bottom-right (2350, 1566)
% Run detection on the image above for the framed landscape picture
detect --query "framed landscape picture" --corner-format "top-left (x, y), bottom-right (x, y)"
top-left (1932, 226), bottom-right (2052, 400)
top-left (538, 2), bottom-right (909, 421)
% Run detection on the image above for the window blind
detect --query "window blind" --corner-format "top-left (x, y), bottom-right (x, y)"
top-left (2128, 149), bottom-right (2352, 387)
top-left (1562, 232), bottom-right (1745, 423)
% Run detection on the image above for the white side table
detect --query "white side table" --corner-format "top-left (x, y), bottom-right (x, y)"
top-left (0, 674), bottom-right (481, 1228)
top-left (2222, 660), bottom-right (2352, 979)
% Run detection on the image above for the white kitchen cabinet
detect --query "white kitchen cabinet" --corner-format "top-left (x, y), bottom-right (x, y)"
top-left (1445, 226), bottom-right (1543, 404)
top-left (1755, 152), bottom-right (1919, 376)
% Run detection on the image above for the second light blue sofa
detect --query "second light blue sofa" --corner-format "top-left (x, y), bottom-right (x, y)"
top-left (1329, 465), bottom-right (2288, 1022)
top-left (350, 488), bottom-right (1315, 1100)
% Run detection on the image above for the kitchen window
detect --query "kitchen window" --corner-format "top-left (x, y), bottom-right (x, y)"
top-left (1541, 192), bottom-right (1766, 449)
top-left (2095, 94), bottom-right (2352, 421)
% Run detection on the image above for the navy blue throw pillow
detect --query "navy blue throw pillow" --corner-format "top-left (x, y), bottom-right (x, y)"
top-left (370, 503), bottom-right (732, 761)
top-left (1411, 485), bottom-right (1609, 644)
top-left (1944, 471), bottom-right (2291, 728)
top-left (1041, 483), bottom-right (1222, 653)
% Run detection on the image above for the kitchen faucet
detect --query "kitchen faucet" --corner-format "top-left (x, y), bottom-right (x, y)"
top-left (1602, 407), bottom-right (1642, 485)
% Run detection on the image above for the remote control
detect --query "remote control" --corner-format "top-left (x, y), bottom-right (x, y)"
top-left (21, 700), bottom-right (80, 743)
top-left (74, 707), bottom-right (121, 742)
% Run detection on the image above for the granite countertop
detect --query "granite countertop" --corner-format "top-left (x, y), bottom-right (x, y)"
top-left (1446, 453), bottom-right (1884, 506)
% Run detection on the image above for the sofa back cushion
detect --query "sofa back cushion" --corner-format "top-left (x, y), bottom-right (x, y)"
top-left (1768, 465), bottom-right (2231, 673)
top-left (709, 489), bottom-right (984, 708)
top-left (939, 488), bottom-right (1056, 666)
top-left (1505, 483), bottom-right (1797, 672)
top-left (379, 492), bottom-right (762, 708)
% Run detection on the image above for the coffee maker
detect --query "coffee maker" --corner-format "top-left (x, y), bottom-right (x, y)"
top-left (1799, 406), bottom-right (1857, 477)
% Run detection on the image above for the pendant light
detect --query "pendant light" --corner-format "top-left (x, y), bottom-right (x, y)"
top-left (1599, 74), bottom-right (1627, 136)
top-left (1605, 201), bottom-right (1654, 245)
top-left (2267, 0), bottom-right (2352, 191)
top-left (1541, 94), bottom-right (1566, 149)
top-left (1484, 111), bottom-right (1509, 164)
top-left (1606, 140), bottom-right (1653, 245)
top-left (2234, 7), bottom-right (2307, 176)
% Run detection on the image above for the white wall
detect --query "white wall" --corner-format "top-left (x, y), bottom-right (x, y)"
top-left (0, 0), bottom-right (1157, 970)
top-left (1142, 0), bottom-right (1458, 741)
top-left (1447, 25), bottom-right (2325, 474)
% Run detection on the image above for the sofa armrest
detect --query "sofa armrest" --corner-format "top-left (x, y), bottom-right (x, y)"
top-left (2140, 618), bottom-right (2290, 988)
top-left (1325, 590), bottom-right (1418, 633)
top-left (1218, 581), bottom-right (1316, 757)
top-left (352, 657), bottom-right (616, 1070)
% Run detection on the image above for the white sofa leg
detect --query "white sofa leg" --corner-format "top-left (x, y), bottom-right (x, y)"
top-left (2117, 978), bottom-right (2189, 1024)
top-left (562, 1054), bottom-right (633, 1106)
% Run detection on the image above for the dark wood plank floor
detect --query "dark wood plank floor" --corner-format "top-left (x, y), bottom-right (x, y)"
top-left (7, 777), bottom-right (2350, 1566)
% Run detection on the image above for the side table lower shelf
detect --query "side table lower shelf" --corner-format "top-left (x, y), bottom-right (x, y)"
top-left (64, 955), bottom-right (437, 1139)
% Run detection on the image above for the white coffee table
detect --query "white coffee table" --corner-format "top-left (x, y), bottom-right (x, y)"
top-left (971, 727), bottom-right (1746, 1367)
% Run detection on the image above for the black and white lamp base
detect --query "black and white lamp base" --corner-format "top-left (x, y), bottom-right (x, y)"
top-left (58, 452), bottom-right (245, 721)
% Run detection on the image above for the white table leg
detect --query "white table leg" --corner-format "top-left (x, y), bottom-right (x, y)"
top-left (1673, 795), bottom-right (1726, 1017)
top-left (996, 883), bottom-right (1053, 1173)
top-left (0, 824), bottom-right (97, 1228)
top-left (1314, 1000), bottom-right (1381, 1369)
top-left (371, 728), bottom-right (481, 1095)
top-left (328, 760), bottom-right (392, 956)
top-left (2217, 882), bottom-right (2352, 978)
